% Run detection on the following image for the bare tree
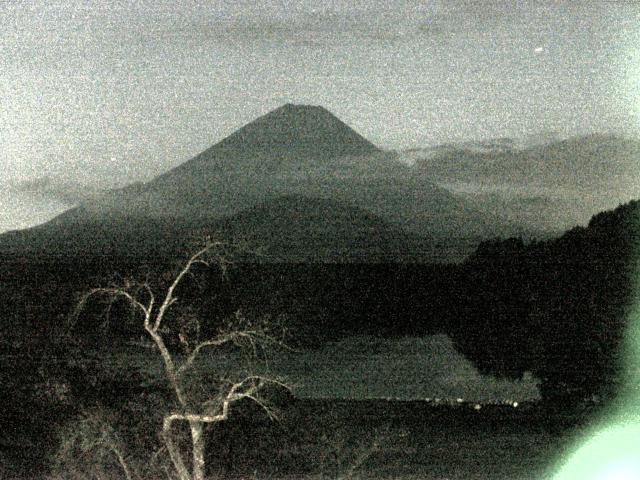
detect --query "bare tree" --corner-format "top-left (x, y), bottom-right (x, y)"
top-left (53, 407), bottom-right (137, 480)
top-left (75, 240), bottom-right (289, 480)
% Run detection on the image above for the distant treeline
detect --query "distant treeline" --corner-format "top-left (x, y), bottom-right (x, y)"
top-left (1, 200), bottom-right (638, 475)
top-left (453, 200), bottom-right (639, 402)
top-left (194, 197), bottom-right (639, 403)
top-left (1, 200), bottom-right (638, 406)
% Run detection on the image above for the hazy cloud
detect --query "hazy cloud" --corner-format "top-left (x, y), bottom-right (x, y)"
top-left (1, 0), bottom-right (638, 186)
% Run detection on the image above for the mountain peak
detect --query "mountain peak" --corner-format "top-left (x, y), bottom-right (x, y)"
top-left (276, 102), bottom-right (324, 112)
top-left (213, 104), bottom-right (379, 157)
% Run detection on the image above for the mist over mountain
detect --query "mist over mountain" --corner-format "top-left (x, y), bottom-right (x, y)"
top-left (90, 103), bottom-right (494, 243)
top-left (0, 190), bottom-right (70, 234)
top-left (1, 104), bottom-right (524, 262)
top-left (7, 176), bottom-right (107, 206)
top-left (411, 133), bottom-right (640, 233)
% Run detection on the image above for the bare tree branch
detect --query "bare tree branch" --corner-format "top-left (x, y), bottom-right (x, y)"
top-left (74, 239), bottom-right (291, 480)
top-left (73, 287), bottom-right (153, 333)
top-left (153, 242), bottom-right (217, 332)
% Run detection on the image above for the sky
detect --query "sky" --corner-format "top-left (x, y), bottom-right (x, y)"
top-left (2, 0), bottom-right (640, 187)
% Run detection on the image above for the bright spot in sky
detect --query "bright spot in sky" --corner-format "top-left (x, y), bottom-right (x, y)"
top-left (534, 47), bottom-right (544, 53)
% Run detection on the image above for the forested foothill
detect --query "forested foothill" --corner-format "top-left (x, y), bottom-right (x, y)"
top-left (0, 199), bottom-right (638, 477)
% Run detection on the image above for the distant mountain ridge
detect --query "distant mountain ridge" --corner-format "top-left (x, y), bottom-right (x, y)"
top-left (409, 133), bottom-right (640, 234)
top-left (0, 104), bottom-right (526, 262)
top-left (415, 133), bottom-right (640, 193)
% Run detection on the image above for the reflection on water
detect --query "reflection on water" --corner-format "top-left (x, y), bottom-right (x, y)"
top-left (281, 335), bottom-right (541, 402)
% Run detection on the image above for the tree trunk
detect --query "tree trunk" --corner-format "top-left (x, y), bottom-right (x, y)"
top-left (163, 416), bottom-right (192, 480)
top-left (191, 420), bottom-right (206, 480)
top-left (111, 444), bottom-right (134, 480)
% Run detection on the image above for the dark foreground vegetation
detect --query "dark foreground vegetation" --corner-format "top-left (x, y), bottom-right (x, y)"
top-left (0, 200), bottom-right (638, 477)
top-left (2, 391), bottom-right (595, 480)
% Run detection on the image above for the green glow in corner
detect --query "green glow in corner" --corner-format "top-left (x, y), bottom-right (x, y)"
top-left (551, 212), bottom-right (640, 479)
top-left (552, 424), bottom-right (640, 479)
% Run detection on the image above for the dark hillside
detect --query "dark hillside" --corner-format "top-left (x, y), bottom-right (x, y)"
top-left (450, 200), bottom-right (640, 402)
top-left (0, 195), bottom-right (438, 263)
top-left (213, 195), bottom-right (437, 263)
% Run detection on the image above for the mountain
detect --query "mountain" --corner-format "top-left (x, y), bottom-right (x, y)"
top-left (140, 103), bottom-right (380, 189)
top-left (0, 104), bottom-right (522, 262)
top-left (87, 104), bottom-right (514, 242)
top-left (0, 195), bottom-right (438, 263)
top-left (414, 134), bottom-right (640, 233)
top-left (212, 195), bottom-right (436, 263)
top-left (87, 103), bottom-right (400, 218)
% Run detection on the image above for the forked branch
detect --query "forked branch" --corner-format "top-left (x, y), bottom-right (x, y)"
top-left (74, 240), bottom-right (291, 480)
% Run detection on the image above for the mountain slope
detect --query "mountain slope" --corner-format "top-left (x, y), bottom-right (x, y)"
top-left (415, 134), bottom-right (640, 233)
top-left (0, 195), bottom-right (438, 263)
top-left (1, 104), bottom-right (523, 262)
top-left (213, 195), bottom-right (436, 262)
